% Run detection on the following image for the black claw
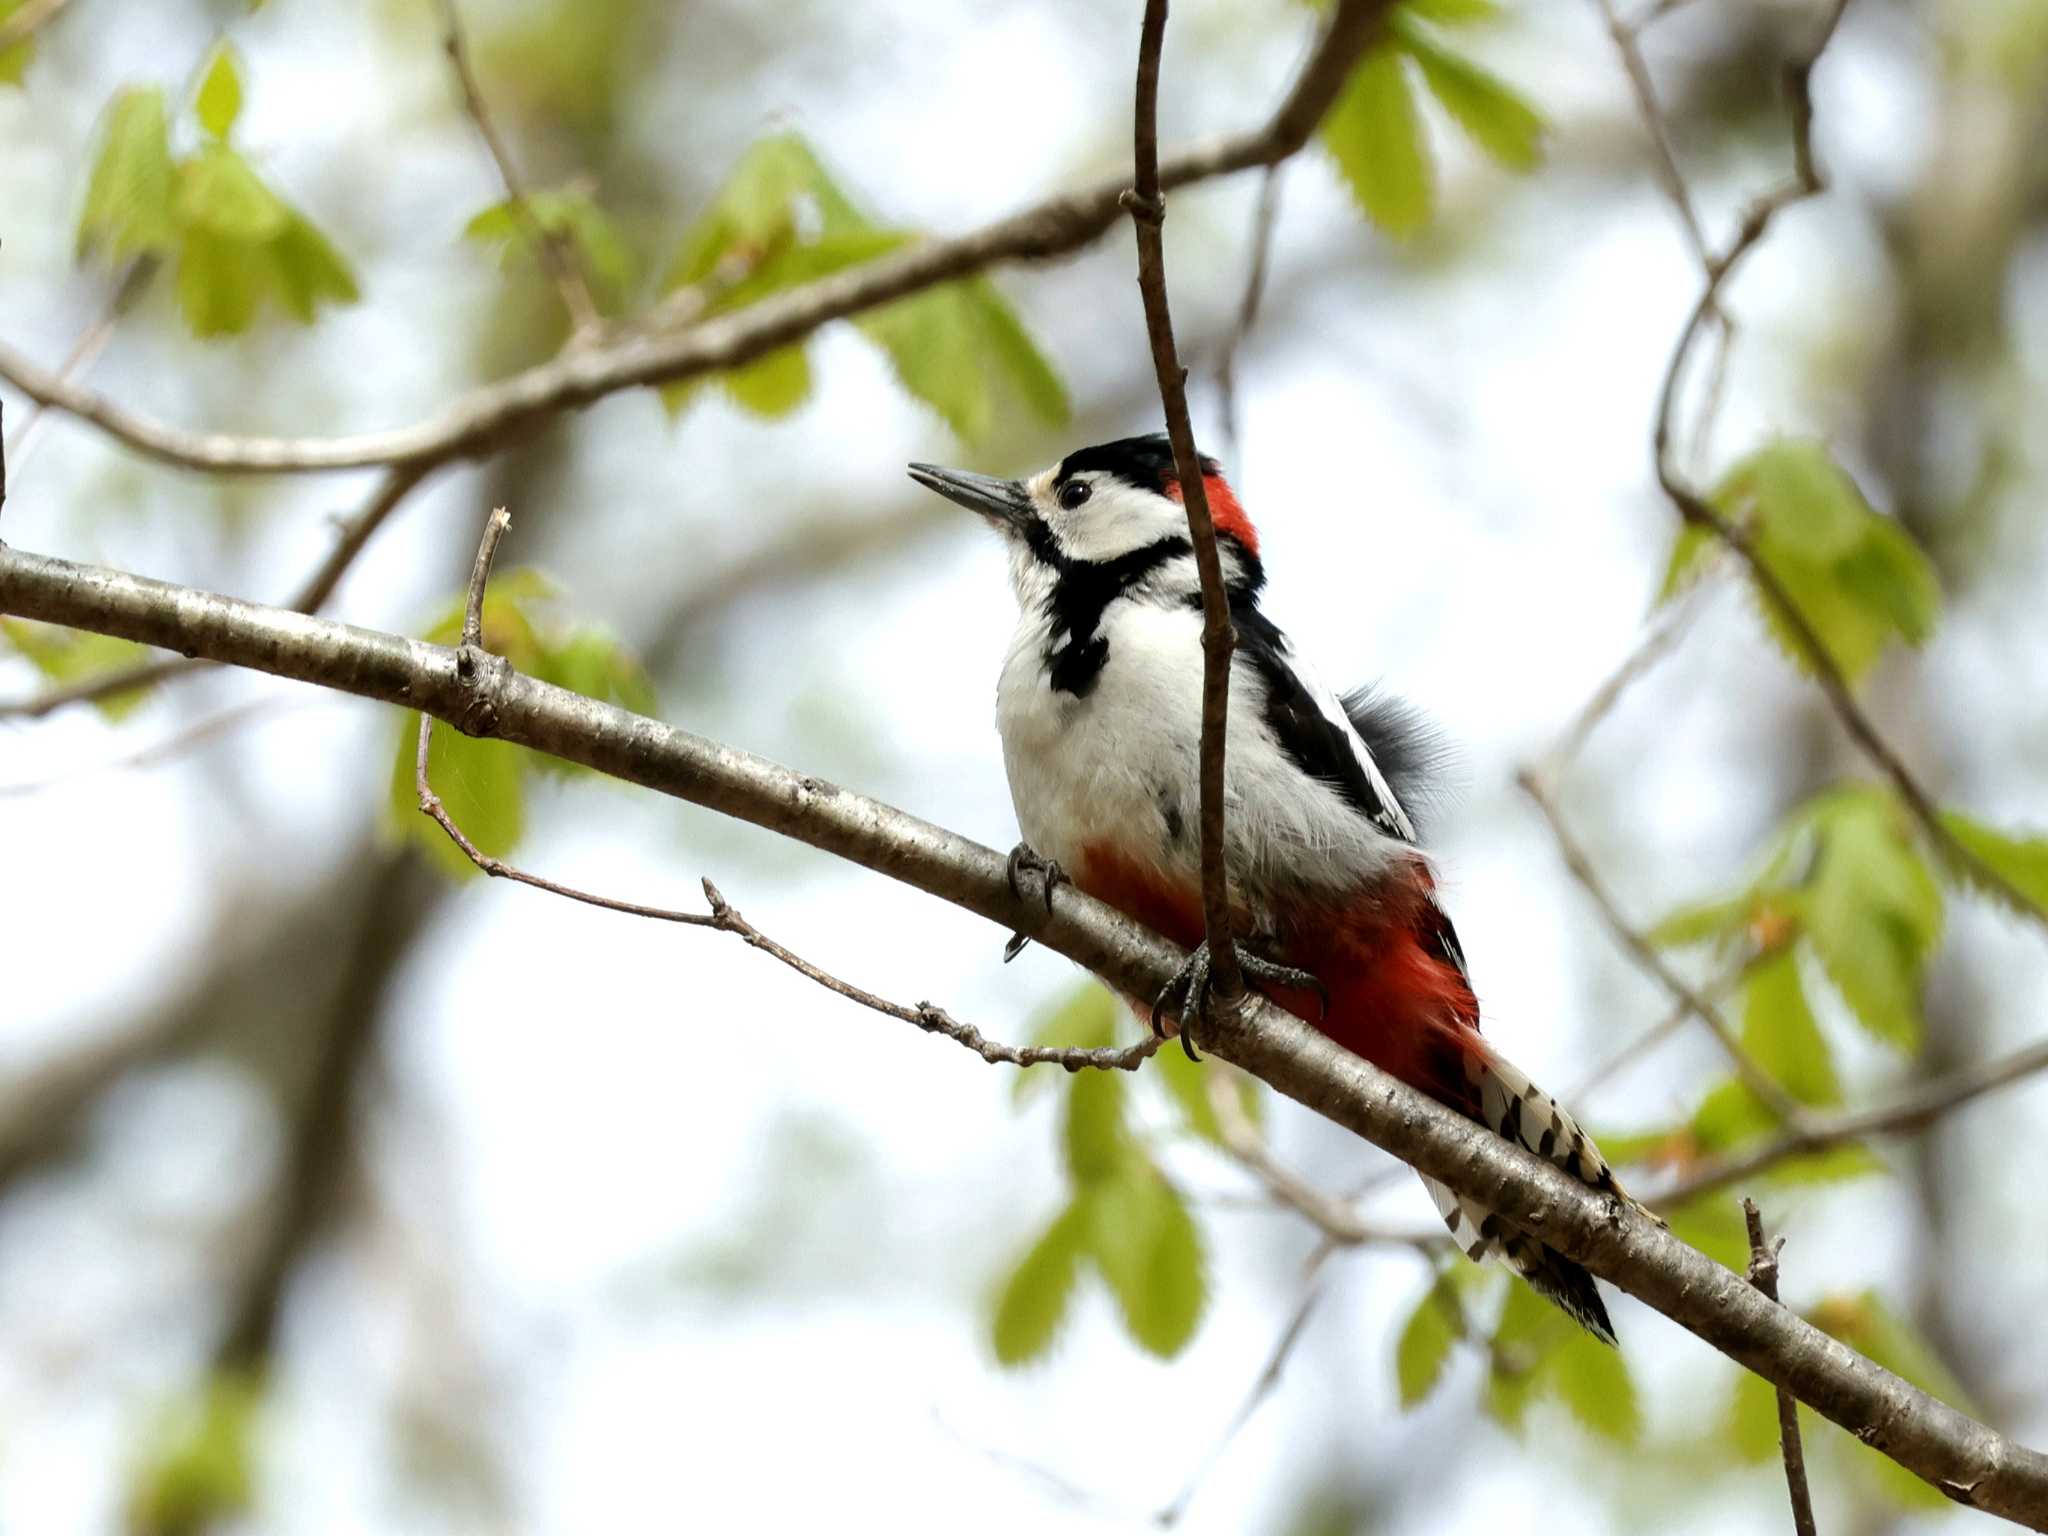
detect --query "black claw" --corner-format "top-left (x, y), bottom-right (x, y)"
top-left (1238, 951), bottom-right (1329, 1019)
top-left (1005, 842), bottom-right (1067, 914)
top-left (1003, 931), bottom-right (1031, 963)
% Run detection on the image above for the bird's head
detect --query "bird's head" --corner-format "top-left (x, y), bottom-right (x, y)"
top-left (908, 434), bottom-right (1260, 595)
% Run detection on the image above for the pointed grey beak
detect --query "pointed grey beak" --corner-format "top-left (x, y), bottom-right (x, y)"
top-left (907, 463), bottom-right (1031, 531)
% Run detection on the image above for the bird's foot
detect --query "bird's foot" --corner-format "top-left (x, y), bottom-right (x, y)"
top-left (1151, 941), bottom-right (1326, 1062)
top-left (1002, 842), bottom-right (1067, 962)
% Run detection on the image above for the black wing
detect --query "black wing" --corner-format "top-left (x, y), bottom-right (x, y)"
top-left (1340, 685), bottom-right (1450, 837)
top-left (1234, 606), bottom-right (1417, 842)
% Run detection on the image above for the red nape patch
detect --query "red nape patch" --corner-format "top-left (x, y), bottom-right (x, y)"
top-left (1164, 471), bottom-right (1260, 556)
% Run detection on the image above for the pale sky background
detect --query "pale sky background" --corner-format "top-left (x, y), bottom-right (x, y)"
top-left (2, 0), bottom-right (2046, 1532)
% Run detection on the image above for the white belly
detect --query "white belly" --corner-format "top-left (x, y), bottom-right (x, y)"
top-left (994, 600), bottom-right (1402, 910)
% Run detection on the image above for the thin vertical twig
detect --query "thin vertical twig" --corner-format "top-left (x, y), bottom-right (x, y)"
top-left (435, 0), bottom-right (603, 340)
top-left (1129, 0), bottom-right (1244, 1014)
top-left (1744, 1199), bottom-right (1820, 1536)
top-left (1215, 165), bottom-right (1284, 469)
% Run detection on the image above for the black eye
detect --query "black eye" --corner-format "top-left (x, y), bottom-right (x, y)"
top-left (1057, 480), bottom-right (1092, 511)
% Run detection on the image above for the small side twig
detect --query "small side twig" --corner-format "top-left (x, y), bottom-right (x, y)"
top-left (1744, 1199), bottom-right (1819, 1536)
top-left (416, 507), bottom-right (1160, 1077)
top-left (435, 0), bottom-right (603, 341)
top-left (1130, 0), bottom-right (1245, 1015)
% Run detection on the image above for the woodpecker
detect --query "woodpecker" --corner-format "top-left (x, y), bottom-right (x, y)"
top-left (909, 434), bottom-right (1636, 1344)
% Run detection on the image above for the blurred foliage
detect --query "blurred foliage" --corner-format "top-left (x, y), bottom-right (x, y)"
top-left (1322, 2), bottom-right (1545, 238)
top-left (1662, 439), bottom-right (1940, 683)
top-left (0, 0), bottom-right (36, 84)
top-left (126, 1372), bottom-right (261, 1536)
top-left (389, 569), bottom-right (655, 878)
top-left (650, 132), bottom-right (1068, 443)
top-left (464, 183), bottom-right (635, 315)
top-left (77, 57), bottom-right (359, 336)
top-left (991, 983), bottom-right (1235, 1366)
top-left (0, 619), bottom-right (152, 718)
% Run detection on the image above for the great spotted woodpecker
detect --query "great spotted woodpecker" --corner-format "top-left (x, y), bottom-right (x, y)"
top-left (910, 434), bottom-right (1634, 1343)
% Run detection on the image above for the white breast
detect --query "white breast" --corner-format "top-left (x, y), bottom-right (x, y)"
top-left (994, 595), bottom-right (1404, 916)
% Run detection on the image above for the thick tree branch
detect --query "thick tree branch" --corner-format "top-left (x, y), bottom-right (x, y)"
top-left (1130, 0), bottom-right (1244, 1014)
top-left (5, 543), bottom-right (2048, 1524)
top-left (0, 0), bottom-right (1395, 480)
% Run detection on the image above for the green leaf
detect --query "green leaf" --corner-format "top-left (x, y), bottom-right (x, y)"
top-left (270, 209), bottom-right (359, 320)
top-left (1323, 48), bottom-right (1433, 238)
top-left (0, 618), bottom-right (153, 719)
top-left (195, 41), bottom-right (245, 140)
top-left (1401, 0), bottom-right (1502, 23)
top-left (1663, 1197), bottom-right (1751, 1271)
top-left (961, 278), bottom-right (1069, 427)
top-left (1645, 891), bottom-right (1755, 949)
top-left (1394, 1282), bottom-right (1459, 1408)
top-left (533, 628), bottom-right (656, 715)
top-left (1741, 949), bottom-right (1838, 1106)
top-left (722, 345), bottom-right (812, 418)
top-left (1937, 812), bottom-right (2048, 917)
top-left (1014, 984), bottom-right (1120, 1106)
top-left (990, 1201), bottom-right (1089, 1366)
top-left (176, 224), bottom-right (270, 336)
top-left (1550, 1329), bottom-right (1641, 1443)
top-left (1726, 1366), bottom-right (1783, 1463)
top-left (126, 1372), bottom-right (261, 1536)
top-left (663, 132), bottom-right (869, 294)
top-left (177, 143), bottom-right (288, 241)
top-left (1657, 521), bottom-right (1718, 603)
top-left (465, 185), bottom-right (633, 313)
top-left (1154, 1049), bottom-right (1261, 1148)
top-left (391, 714), bottom-right (528, 879)
top-left (1800, 788), bottom-right (1942, 1050)
top-left (1764, 1141), bottom-right (1886, 1187)
top-left (1395, 20), bottom-right (1545, 171)
top-left (1084, 1167), bottom-right (1208, 1358)
top-left (1713, 439), bottom-right (1942, 681)
top-left (0, 0), bottom-right (33, 84)
top-left (1062, 1068), bottom-right (1128, 1184)
top-left (860, 285), bottom-right (994, 442)
top-left (78, 87), bottom-right (179, 261)
top-left (1689, 1077), bottom-right (1773, 1155)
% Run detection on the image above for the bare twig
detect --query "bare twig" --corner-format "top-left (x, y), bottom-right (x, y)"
top-left (1744, 1199), bottom-right (1819, 1536)
top-left (1533, 578), bottom-right (1712, 783)
top-left (416, 509), bottom-right (1162, 1076)
top-left (1215, 165), bottom-right (1284, 469)
top-left (1157, 1257), bottom-right (1332, 1527)
top-left (1633, 0), bottom-right (2048, 930)
top-left (0, 0), bottom-right (77, 56)
top-left (0, 698), bottom-right (305, 795)
top-left (434, 0), bottom-right (603, 340)
top-left (1130, 0), bottom-right (1245, 1016)
top-left (1205, 1070), bottom-right (1441, 1249)
top-left (0, 0), bottom-right (1395, 480)
top-left (1662, 1036), bottom-right (2048, 1207)
top-left (1568, 956), bottom-right (1749, 1103)
top-left (1518, 767), bottom-right (1811, 1125)
top-left (2, 256), bottom-right (155, 494)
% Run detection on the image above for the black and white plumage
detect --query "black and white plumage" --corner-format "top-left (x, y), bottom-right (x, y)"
top-left (910, 435), bottom-right (1637, 1344)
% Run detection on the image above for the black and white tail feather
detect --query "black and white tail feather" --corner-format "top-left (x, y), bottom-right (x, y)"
top-left (1420, 1050), bottom-right (1627, 1345)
